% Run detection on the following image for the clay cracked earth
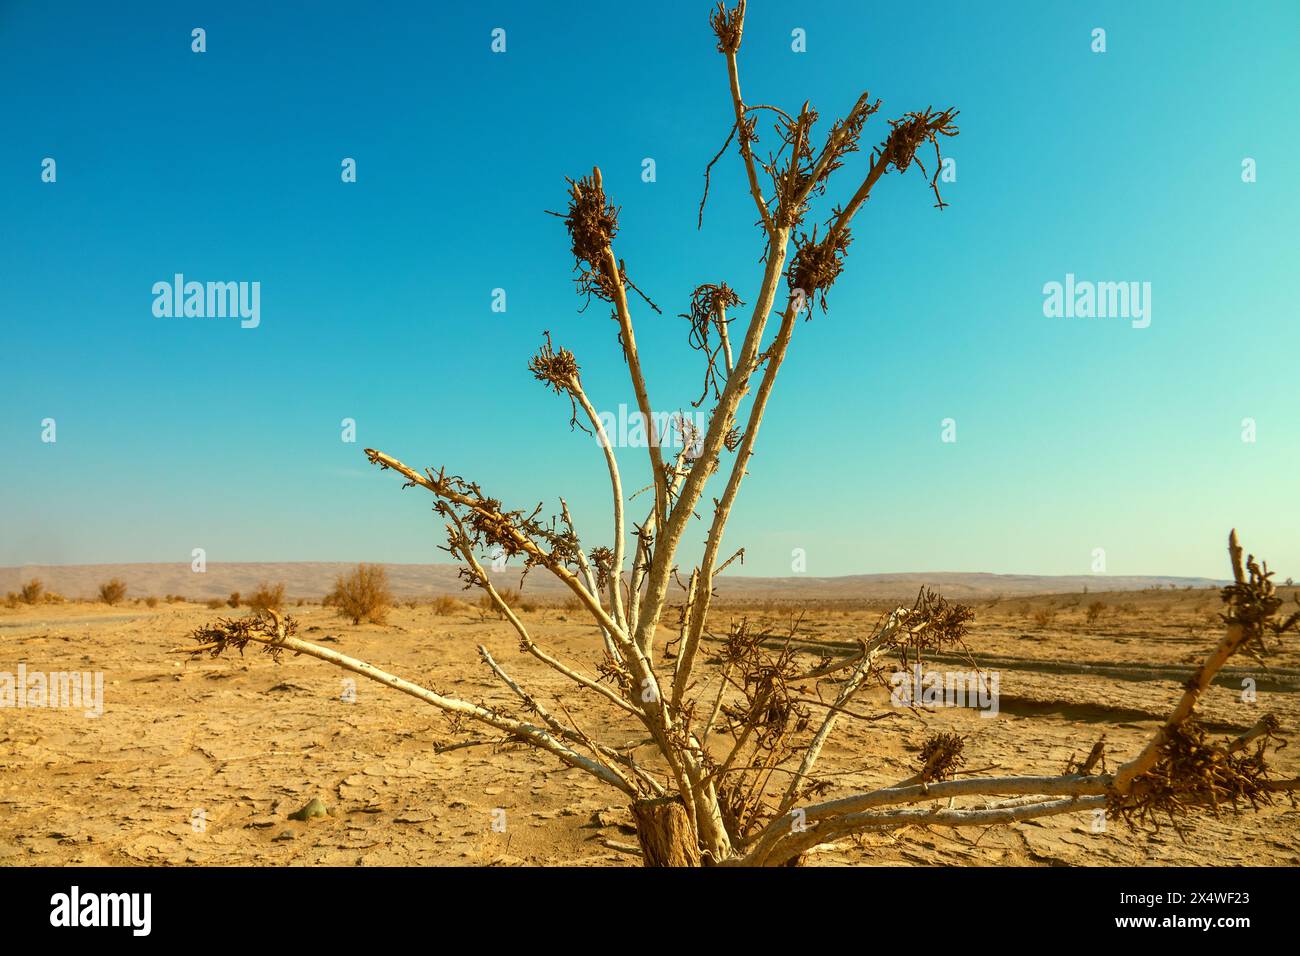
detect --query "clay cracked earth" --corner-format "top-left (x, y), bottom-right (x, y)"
top-left (2, 589), bottom-right (1298, 867)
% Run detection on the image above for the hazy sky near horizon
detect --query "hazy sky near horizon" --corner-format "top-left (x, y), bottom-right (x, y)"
top-left (2, 1), bottom-right (1298, 579)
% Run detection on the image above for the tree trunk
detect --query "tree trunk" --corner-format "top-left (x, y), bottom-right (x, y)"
top-left (632, 797), bottom-right (701, 867)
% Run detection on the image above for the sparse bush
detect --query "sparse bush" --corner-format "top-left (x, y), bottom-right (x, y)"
top-left (478, 589), bottom-right (522, 618)
top-left (43, 591), bottom-right (66, 604)
top-left (325, 563), bottom-right (392, 625)
top-left (227, 591), bottom-right (241, 609)
top-left (1031, 607), bottom-right (1057, 628)
top-left (98, 578), bottom-right (127, 605)
top-left (206, 598), bottom-right (224, 610)
top-left (246, 581), bottom-right (286, 613)
top-left (1085, 600), bottom-right (1106, 624)
top-left (3, 593), bottom-right (18, 609)
top-left (429, 595), bottom-right (462, 615)
top-left (19, 579), bottom-right (44, 604)
top-left (144, 596), bottom-right (159, 608)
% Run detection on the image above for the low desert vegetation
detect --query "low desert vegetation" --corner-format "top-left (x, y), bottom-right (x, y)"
top-left (429, 595), bottom-right (464, 615)
top-left (246, 581), bottom-right (286, 612)
top-left (5, 579), bottom-right (64, 606)
top-left (98, 578), bottom-right (127, 606)
top-left (325, 563), bottom-right (392, 625)
top-left (476, 588), bottom-right (541, 618)
top-left (183, 2), bottom-right (1300, 866)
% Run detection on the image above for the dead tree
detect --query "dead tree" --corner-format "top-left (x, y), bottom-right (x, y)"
top-left (184, 1), bottom-right (1299, 865)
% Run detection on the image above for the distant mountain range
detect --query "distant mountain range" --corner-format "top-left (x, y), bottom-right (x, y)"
top-left (0, 562), bottom-right (1227, 602)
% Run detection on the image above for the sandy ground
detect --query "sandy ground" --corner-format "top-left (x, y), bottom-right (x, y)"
top-left (2, 589), bottom-right (1298, 866)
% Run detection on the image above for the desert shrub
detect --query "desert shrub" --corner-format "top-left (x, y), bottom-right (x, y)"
top-left (246, 581), bottom-right (286, 612)
top-left (1085, 600), bottom-right (1106, 624)
top-left (478, 588), bottom-right (523, 618)
top-left (98, 578), bottom-right (128, 605)
top-left (19, 579), bottom-right (44, 604)
top-left (3, 593), bottom-right (18, 609)
top-left (429, 595), bottom-right (462, 615)
top-left (296, 597), bottom-right (306, 607)
top-left (227, 591), bottom-right (241, 608)
top-left (326, 563), bottom-right (392, 625)
top-left (43, 591), bottom-right (66, 604)
top-left (206, 598), bottom-right (224, 610)
top-left (144, 596), bottom-right (159, 608)
top-left (1030, 607), bottom-right (1057, 628)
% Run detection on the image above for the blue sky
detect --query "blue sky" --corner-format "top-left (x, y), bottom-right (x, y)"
top-left (2, 0), bottom-right (1298, 579)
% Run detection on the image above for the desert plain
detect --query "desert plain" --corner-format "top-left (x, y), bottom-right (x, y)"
top-left (1, 578), bottom-right (1298, 867)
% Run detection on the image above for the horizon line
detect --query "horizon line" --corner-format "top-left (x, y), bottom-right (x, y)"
top-left (0, 559), bottom-right (1231, 584)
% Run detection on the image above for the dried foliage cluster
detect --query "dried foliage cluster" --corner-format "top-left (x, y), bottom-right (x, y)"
top-left (185, 2), bottom-right (1297, 865)
top-left (324, 563), bottom-right (392, 625)
top-left (190, 609), bottom-right (298, 663)
top-left (1107, 718), bottom-right (1282, 835)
